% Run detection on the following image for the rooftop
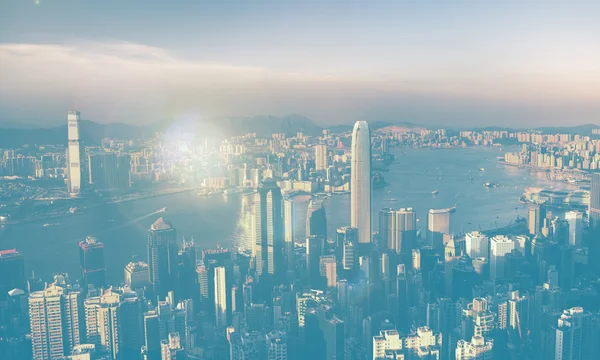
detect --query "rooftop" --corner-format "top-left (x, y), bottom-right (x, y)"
top-left (151, 217), bottom-right (172, 231)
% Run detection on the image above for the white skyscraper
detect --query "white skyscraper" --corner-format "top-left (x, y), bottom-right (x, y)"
top-left (351, 121), bottom-right (372, 245)
top-left (565, 211), bottom-right (583, 248)
top-left (214, 266), bottom-right (227, 328)
top-left (315, 144), bottom-right (328, 171)
top-left (283, 198), bottom-right (295, 270)
top-left (29, 284), bottom-right (82, 360)
top-left (67, 110), bottom-right (82, 196)
top-left (465, 231), bottom-right (489, 259)
top-left (490, 235), bottom-right (515, 281)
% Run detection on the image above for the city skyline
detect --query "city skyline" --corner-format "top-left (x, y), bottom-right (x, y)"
top-left (2, 2), bottom-right (600, 127)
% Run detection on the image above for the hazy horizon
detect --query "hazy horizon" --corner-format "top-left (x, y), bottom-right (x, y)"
top-left (2, 1), bottom-right (600, 127)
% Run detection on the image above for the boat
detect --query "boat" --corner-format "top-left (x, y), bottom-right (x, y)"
top-left (43, 223), bottom-right (51, 227)
top-left (69, 207), bottom-right (77, 214)
top-left (432, 190), bottom-right (439, 195)
top-left (158, 207), bottom-right (167, 213)
top-left (385, 198), bottom-right (398, 202)
top-left (479, 168), bottom-right (485, 171)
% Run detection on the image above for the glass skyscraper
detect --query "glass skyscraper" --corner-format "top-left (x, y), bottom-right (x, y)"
top-left (350, 121), bottom-right (372, 246)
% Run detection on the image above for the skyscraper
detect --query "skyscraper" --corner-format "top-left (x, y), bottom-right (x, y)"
top-left (306, 199), bottom-right (327, 239)
top-left (378, 207), bottom-right (417, 256)
top-left (490, 235), bottom-right (515, 281)
top-left (565, 211), bottom-right (583, 248)
top-left (67, 110), bottom-right (82, 196)
top-left (350, 121), bottom-right (372, 246)
top-left (29, 283), bottom-right (82, 360)
top-left (528, 203), bottom-right (547, 237)
top-left (306, 235), bottom-right (325, 287)
top-left (427, 209), bottom-right (451, 250)
top-left (214, 266), bottom-right (227, 328)
top-left (79, 236), bottom-right (106, 288)
top-left (84, 288), bottom-right (121, 359)
top-left (253, 179), bottom-right (284, 281)
top-left (265, 329), bottom-right (288, 360)
top-left (590, 173), bottom-right (600, 225)
top-left (0, 248), bottom-right (25, 301)
top-left (283, 198), bottom-right (295, 271)
top-left (148, 218), bottom-right (178, 299)
top-left (465, 231), bottom-right (489, 259)
top-left (88, 152), bottom-right (131, 191)
top-left (315, 144), bottom-right (328, 171)
top-left (555, 307), bottom-right (592, 360)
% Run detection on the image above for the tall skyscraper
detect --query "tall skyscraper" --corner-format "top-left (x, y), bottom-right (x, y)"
top-left (306, 199), bottom-right (327, 239)
top-left (79, 236), bottom-right (106, 288)
top-left (465, 231), bottom-right (489, 259)
top-left (350, 121), bottom-right (372, 246)
top-left (283, 198), bottom-right (295, 271)
top-left (253, 179), bottom-right (284, 281)
top-left (378, 207), bottom-right (417, 256)
top-left (0, 248), bottom-right (25, 301)
top-left (565, 211), bottom-right (583, 248)
top-left (315, 144), bottom-right (328, 171)
top-left (29, 283), bottom-right (82, 360)
top-left (148, 218), bottom-right (178, 299)
top-left (555, 307), bottom-right (592, 360)
top-left (214, 266), bottom-right (227, 328)
top-left (590, 173), bottom-right (600, 225)
top-left (67, 110), bottom-right (82, 196)
top-left (306, 235), bottom-right (325, 287)
top-left (528, 203), bottom-right (547, 237)
top-left (84, 288), bottom-right (121, 359)
top-left (490, 235), bottom-right (515, 281)
top-left (427, 209), bottom-right (451, 250)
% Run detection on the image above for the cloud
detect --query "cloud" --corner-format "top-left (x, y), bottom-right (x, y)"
top-left (1, 41), bottom-right (600, 126)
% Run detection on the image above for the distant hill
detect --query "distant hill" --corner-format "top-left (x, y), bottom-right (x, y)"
top-left (328, 121), bottom-right (424, 133)
top-left (534, 124), bottom-right (599, 135)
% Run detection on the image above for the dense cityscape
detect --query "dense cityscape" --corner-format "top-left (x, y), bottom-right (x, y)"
top-left (0, 111), bottom-right (599, 360)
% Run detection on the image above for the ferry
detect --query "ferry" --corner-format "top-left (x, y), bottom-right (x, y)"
top-left (479, 168), bottom-right (485, 172)
top-left (432, 190), bottom-right (439, 195)
top-left (158, 207), bottom-right (167, 213)
top-left (385, 198), bottom-right (398, 202)
top-left (43, 223), bottom-right (51, 227)
top-left (69, 207), bottom-right (77, 214)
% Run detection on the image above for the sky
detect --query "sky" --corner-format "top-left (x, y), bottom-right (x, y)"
top-left (1, 1), bottom-right (600, 127)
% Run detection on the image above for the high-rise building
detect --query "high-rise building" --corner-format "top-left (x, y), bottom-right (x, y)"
top-left (508, 290), bottom-right (530, 334)
top-left (378, 207), bottom-right (417, 255)
top-left (402, 326), bottom-right (442, 359)
top-left (306, 235), bottom-right (325, 287)
top-left (124, 261), bottom-right (149, 289)
top-left (350, 121), bottom-right (372, 246)
top-left (29, 283), bottom-right (82, 360)
top-left (214, 266), bottom-right (227, 328)
top-left (528, 203), bottom-right (547, 237)
top-left (230, 331), bottom-right (265, 360)
top-left (465, 231), bottom-right (489, 259)
top-left (67, 110), bottom-right (82, 196)
top-left (79, 236), bottom-right (106, 288)
top-left (490, 235), bottom-right (515, 281)
top-left (455, 336), bottom-right (493, 360)
top-left (143, 310), bottom-right (161, 360)
top-left (283, 199), bottom-right (295, 270)
top-left (265, 329), bottom-right (288, 360)
top-left (590, 173), bottom-right (600, 225)
top-left (319, 255), bottom-right (337, 288)
top-left (565, 211), bottom-right (583, 248)
top-left (372, 329), bottom-right (402, 359)
top-left (83, 288), bottom-right (121, 359)
top-left (555, 307), bottom-right (592, 360)
top-left (88, 152), bottom-right (131, 191)
top-left (315, 144), bottom-right (328, 171)
top-left (306, 199), bottom-right (327, 239)
top-left (177, 238), bottom-right (197, 303)
top-left (427, 209), bottom-right (451, 250)
top-left (253, 179), bottom-right (284, 281)
top-left (147, 218), bottom-right (179, 299)
top-left (0, 248), bottom-right (25, 301)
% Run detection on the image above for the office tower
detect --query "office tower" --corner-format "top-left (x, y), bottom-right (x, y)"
top-left (528, 203), bottom-right (547, 236)
top-left (214, 266), bottom-right (227, 328)
top-left (306, 235), bottom-right (325, 287)
top-left (265, 329), bottom-right (288, 360)
top-left (230, 331), bottom-right (266, 359)
top-left (350, 121), bottom-right (372, 246)
top-left (119, 290), bottom-right (144, 360)
top-left (29, 283), bottom-right (82, 360)
top-left (67, 110), bottom-right (82, 196)
top-left (319, 255), bottom-right (337, 288)
top-left (238, 192), bottom-right (257, 254)
top-left (315, 144), bottom-right (328, 171)
top-left (555, 307), bottom-right (592, 360)
top-left (306, 199), bottom-right (327, 239)
top-left (196, 263), bottom-right (209, 310)
top-left (372, 329), bottom-right (402, 359)
top-left (412, 249), bottom-right (421, 270)
top-left (465, 231), bottom-right (489, 259)
top-left (590, 173), bottom-right (600, 225)
top-left (88, 152), bottom-right (131, 191)
top-left (78, 236), bottom-right (106, 288)
top-left (283, 199), bottom-right (295, 270)
top-left (253, 179), bottom-right (284, 281)
top-left (490, 235), bottom-right (515, 281)
top-left (0, 248), bottom-right (25, 300)
top-left (84, 288), bottom-right (121, 359)
top-left (124, 261), bottom-right (149, 289)
top-left (342, 238), bottom-right (356, 276)
top-left (148, 218), bottom-right (178, 299)
top-left (455, 336), bottom-right (493, 360)
top-left (336, 226), bottom-right (357, 264)
top-left (143, 310), bottom-right (161, 360)
top-left (427, 209), bottom-right (451, 250)
top-left (508, 290), bottom-right (530, 334)
top-left (177, 238), bottom-right (197, 303)
top-left (565, 211), bottom-right (583, 248)
top-left (379, 207), bottom-right (417, 255)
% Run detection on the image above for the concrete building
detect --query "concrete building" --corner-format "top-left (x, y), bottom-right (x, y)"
top-left (490, 235), bottom-right (515, 281)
